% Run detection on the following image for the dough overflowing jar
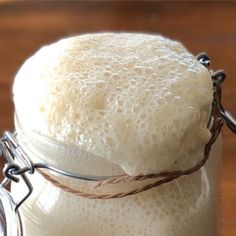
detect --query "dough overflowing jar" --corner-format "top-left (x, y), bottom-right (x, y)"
top-left (0, 33), bottom-right (235, 236)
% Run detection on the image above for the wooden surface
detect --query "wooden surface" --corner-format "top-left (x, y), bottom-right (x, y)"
top-left (0, 1), bottom-right (236, 235)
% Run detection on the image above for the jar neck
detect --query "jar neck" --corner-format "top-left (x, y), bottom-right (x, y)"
top-left (14, 115), bottom-right (124, 177)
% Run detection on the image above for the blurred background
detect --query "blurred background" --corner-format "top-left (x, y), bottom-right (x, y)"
top-left (0, 1), bottom-right (235, 235)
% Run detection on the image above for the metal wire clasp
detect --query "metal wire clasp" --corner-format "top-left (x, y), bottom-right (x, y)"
top-left (197, 53), bottom-right (236, 133)
top-left (0, 132), bottom-right (33, 211)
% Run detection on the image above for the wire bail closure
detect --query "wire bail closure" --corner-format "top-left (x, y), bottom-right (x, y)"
top-left (0, 134), bottom-right (33, 211)
top-left (0, 53), bottom-right (235, 210)
top-left (196, 52), bottom-right (236, 133)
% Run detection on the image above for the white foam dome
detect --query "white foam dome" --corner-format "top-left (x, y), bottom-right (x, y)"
top-left (13, 33), bottom-right (213, 175)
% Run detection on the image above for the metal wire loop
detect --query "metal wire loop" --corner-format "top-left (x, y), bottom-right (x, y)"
top-left (196, 52), bottom-right (211, 67)
top-left (3, 163), bottom-right (22, 183)
top-left (1, 132), bottom-right (35, 174)
top-left (197, 53), bottom-right (236, 133)
top-left (0, 163), bottom-right (33, 211)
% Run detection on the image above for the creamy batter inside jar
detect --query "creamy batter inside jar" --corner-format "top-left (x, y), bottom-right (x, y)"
top-left (0, 33), bottom-right (235, 236)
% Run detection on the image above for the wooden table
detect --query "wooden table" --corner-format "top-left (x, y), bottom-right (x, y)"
top-left (0, 2), bottom-right (236, 235)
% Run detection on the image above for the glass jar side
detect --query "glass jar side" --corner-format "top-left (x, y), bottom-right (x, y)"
top-left (10, 129), bottom-right (222, 236)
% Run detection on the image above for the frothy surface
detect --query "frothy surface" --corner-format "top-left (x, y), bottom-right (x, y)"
top-left (13, 33), bottom-right (213, 175)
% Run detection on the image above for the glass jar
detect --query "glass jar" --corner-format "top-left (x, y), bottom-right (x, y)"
top-left (2, 53), bottom-right (235, 236)
top-left (9, 114), bottom-right (222, 236)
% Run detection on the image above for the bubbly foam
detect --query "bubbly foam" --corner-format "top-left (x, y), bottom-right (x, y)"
top-left (13, 33), bottom-right (212, 175)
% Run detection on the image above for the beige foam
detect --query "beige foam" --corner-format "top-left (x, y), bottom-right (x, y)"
top-left (13, 33), bottom-right (213, 175)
